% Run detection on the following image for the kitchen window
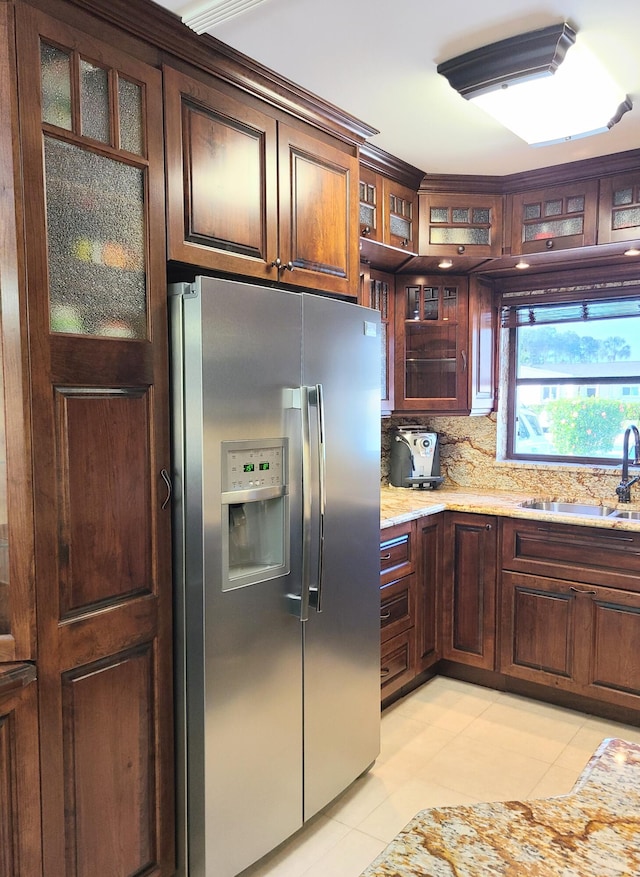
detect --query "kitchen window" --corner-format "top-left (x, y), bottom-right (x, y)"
top-left (503, 293), bottom-right (640, 463)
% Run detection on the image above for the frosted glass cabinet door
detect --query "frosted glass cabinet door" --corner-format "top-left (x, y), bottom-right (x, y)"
top-left (40, 39), bottom-right (147, 339)
top-left (44, 138), bottom-right (146, 338)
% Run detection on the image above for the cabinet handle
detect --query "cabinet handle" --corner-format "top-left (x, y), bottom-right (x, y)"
top-left (380, 552), bottom-right (392, 560)
top-left (160, 468), bottom-right (172, 510)
top-left (401, 238), bottom-right (409, 248)
top-left (569, 586), bottom-right (598, 596)
top-left (461, 350), bottom-right (467, 372)
top-left (380, 667), bottom-right (390, 677)
top-left (380, 610), bottom-right (391, 620)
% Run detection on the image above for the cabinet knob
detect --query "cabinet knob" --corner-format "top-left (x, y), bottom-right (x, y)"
top-left (361, 225), bottom-right (371, 237)
top-left (270, 257), bottom-right (294, 272)
top-left (545, 239), bottom-right (554, 249)
top-left (485, 523), bottom-right (492, 530)
top-left (401, 238), bottom-right (409, 248)
top-left (457, 245), bottom-right (466, 254)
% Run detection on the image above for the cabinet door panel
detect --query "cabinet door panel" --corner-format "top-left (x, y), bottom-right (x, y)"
top-left (0, 668), bottom-right (41, 877)
top-left (588, 589), bottom-right (640, 703)
top-left (279, 124), bottom-right (358, 297)
top-left (394, 277), bottom-right (470, 413)
top-left (164, 65), bottom-right (278, 278)
top-left (187, 106), bottom-right (267, 256)
top-left (417, 515), bottom-right (441, 671)
top-left (56, 388), bottom-right (152, 615)
top-left (62, 647), bottom-right (155, 877)
top-left (442, 513), bottom-right (496, 669)
top-left (500, 573), bottom-right (576, 682)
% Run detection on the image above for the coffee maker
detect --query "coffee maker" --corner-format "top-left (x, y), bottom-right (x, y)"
top-left (389, 426), bottom-right (444, 489)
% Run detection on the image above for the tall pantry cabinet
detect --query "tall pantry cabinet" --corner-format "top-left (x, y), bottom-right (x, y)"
top-left (2, 3), bottom-right (174, 875)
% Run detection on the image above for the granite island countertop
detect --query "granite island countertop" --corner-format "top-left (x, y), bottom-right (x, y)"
top-left (380, 484), bottom-right (640, 533)
top-left (360, 737), bottom-right (640, 877)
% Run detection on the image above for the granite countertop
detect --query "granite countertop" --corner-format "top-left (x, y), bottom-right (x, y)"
top-left (380, 484), bottom-right (640, 533)
top-left (361, 737), bottom-right (640, 877)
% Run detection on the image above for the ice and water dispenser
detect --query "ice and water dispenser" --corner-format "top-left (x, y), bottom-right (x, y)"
top-left (221, 438), bottom-right (290, 590)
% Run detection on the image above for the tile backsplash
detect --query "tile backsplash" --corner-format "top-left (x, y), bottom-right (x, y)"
top-left (382, 414), bottom-right (626, 503)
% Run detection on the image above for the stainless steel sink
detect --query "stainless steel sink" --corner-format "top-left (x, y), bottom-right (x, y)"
top-left (518, 500), bottom-right (617, 516)
top-left (609, 509), bottom-right (640, 520)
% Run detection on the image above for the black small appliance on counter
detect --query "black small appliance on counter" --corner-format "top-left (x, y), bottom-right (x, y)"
top-left (389, 426), bottom-right (444, 489)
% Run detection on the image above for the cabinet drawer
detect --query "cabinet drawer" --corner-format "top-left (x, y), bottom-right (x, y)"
top-left (501, 518), bottom-right (640, 591)
top-left (380, 521), bottom-right (415, 583)
top-left (380, 630), bottom-right (415, 698)
top-left (380, 573), bottom-right (415, 642)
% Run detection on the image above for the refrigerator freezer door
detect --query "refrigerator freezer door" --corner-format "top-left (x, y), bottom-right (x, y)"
top-left (301, 293), bottom-right (381, 819)
top-left (172, 278), bottom-right (305, 877)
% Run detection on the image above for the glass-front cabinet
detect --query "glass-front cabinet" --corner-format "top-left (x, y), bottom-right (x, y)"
top-left (366, 269), bottom-right (394, 413)
top-left (598, 172), bottom-right (640, 245)
top-left (15, 6), bottom-right (174, 874)
top-left (509, 181), bottom-right (598, 255)
top-left (419, 193), bottom-right (503, 260)
top-left (395, 276), bottom-right (469, 412)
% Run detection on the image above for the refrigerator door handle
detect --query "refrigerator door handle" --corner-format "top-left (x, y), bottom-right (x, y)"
top-left (299, 385), bottom-right (313, 623)
top-left (309, 383), bottom-right (326, 613)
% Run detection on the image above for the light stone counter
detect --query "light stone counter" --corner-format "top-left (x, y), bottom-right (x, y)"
top-left (361, 737), bottom-right (640, 877)
top-left (380, 484), bottom-right (640, 533)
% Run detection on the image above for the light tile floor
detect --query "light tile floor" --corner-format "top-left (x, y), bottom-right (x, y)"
top-left (240, 677), bottom-right (640, 877)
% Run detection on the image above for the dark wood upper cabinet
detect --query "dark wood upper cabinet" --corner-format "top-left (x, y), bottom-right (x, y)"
top-left (15, 6), bottom-right (174, 874)
top-left (419, 192), bottom-right (503, 262)
top-left (598, 171), bottom-right (640, 245)
top-left (509, 180), bottom-right (599, 255)
top-left (362, 268), bottom-right (394, 414)
top-left (164, 66), bottom-right (360, 297)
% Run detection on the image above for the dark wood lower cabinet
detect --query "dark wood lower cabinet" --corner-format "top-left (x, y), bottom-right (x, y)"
top-left (0, 665), bottom-right (42, 877)
top-left (380, 521), bottom-right (417, 700)
top-left (416, 515), bottom-right (442, 672)
top-left (381, 510), bottom-right (640, 721)
top-left (500, 572), bottom-right (640, 710)
top-left (441, 512), bottom-right (497, 670)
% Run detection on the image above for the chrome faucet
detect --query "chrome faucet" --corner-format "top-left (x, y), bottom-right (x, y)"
top-left (616, 425), bottom-right (640, 503)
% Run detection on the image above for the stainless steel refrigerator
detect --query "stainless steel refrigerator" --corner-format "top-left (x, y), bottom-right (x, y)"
top-left (169, 276), bottom-right (381, 877)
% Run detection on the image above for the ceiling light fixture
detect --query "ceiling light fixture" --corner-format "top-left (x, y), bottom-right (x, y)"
top-left (180, 0), bottom-right (269, 33)
top-left (437, 23), bottom-right (632, 147)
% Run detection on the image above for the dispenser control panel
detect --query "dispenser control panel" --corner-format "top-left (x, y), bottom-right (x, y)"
top-left (222, 440), bottom-right (286, 492)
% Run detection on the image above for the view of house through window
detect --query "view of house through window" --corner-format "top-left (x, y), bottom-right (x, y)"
top-left (506, 295), bottom-right (640, 462)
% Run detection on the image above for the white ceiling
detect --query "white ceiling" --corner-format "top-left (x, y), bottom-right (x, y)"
top-left (154, 0), bottom-right (640, 177)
